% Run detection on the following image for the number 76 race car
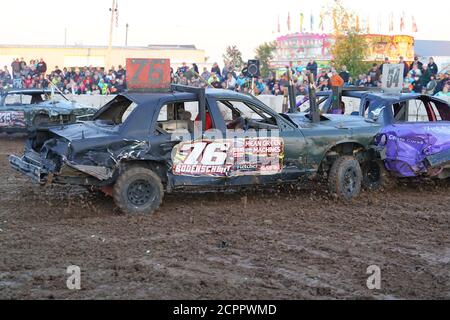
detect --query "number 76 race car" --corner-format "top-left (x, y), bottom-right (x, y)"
top-left (8, 85), bottom-right (409, 215)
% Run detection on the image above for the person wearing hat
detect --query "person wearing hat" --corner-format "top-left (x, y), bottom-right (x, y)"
top-left (410, 55), bottom-right (423, 72)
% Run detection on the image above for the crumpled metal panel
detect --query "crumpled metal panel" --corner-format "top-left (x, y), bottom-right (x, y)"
top-left (376, 123), bottom-right (450, 177)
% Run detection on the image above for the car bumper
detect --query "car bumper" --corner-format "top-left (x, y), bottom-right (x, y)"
top-left (9, 154), bottom-right (47, 184)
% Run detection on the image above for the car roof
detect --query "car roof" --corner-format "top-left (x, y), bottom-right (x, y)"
top-left (122, 88), bottom-right (259, 105)
top-left (2, 89), bottom-right (54, 95)
top-left (318, 90), bottom-right (441, 104)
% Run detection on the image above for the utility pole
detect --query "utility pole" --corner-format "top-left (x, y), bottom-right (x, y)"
top-left (64, 28), bottom-right (67, 46)
top-left (125, 23), bottom-right (129, 47)
top-left (107, 0), bottom-right (118, 68)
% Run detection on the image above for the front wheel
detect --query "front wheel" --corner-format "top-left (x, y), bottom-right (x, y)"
top-left (113, 166), bottom-right (164, 215)
top-left (328, 156), bottom-right (362, 200)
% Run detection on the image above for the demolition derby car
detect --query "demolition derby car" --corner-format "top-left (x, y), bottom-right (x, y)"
top-left (0, 88), bottom-right (97, 133)
top-left (297, 88), bottom-right (450, 180)
top-left (10, 85), bottom-right (389, 215)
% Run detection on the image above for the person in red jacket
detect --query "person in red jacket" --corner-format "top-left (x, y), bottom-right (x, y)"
top-left (195, 110), bottom-right (213, 131)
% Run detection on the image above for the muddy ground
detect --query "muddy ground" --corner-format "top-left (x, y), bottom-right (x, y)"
top-left (0, 136), bottom-right (448, 300)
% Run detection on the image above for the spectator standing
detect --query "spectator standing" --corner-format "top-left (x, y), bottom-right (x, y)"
top-left (211, 63), bottom-right (222, 79)
top-left (409, 55), bottom-right (423, 72)
top-left (427, 57), bottom-right (438, 76)
top-left (411, 76), bottom-right (423, 93)
top-left (37, 58), bottom-right (47, 74)
top-left (306, 59), bottom-right (318, 80)
top-left (420, 65), bottom-right (432, 87)
top-left (11, 58), bottom-right (21, 79)
top-left (338, 65), bottom-right (350, 84)
top-left (192, 63), bottom-right (199, 75)
top-left (399, 56), bottom-right (409, 79)
top-left (367, 64), bottom-right (381, 87)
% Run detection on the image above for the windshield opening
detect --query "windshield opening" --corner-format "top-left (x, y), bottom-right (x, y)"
top-left (94, 95), bottom-right (137, 125)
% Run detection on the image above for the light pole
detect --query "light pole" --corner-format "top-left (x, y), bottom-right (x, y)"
top-left (125, 23), bottom-right (129, 47)
top-left (107, 0), bottom-right (118, 68)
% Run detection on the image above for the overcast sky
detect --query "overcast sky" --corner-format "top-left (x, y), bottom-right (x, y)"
top-left (0, 0), bottom-right (448, 63)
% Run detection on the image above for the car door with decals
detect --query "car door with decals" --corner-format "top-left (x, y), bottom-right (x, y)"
top-left (0, 93), bottom-right (27, 129)
top-left (169, 96), bottom-right (308, 186)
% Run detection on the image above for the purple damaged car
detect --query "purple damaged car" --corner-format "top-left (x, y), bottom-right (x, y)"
top-left (298, 88), bottom-right (450, 180)
top-left (363, 93), bottom-right (450, 179)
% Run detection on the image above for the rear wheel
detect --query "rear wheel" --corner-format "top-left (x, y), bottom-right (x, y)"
top-left (328, 156), bottom-right (362, 200)
top-left (113, 166), bottom-right (164, 215)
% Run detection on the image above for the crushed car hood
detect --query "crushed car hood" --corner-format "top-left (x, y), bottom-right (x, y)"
top-left (49, 121), bottom-right (120, 142)
top-left (377, 122), bottom-right (450, 177)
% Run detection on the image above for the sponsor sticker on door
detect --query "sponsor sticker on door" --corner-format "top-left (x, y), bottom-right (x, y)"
top-left (0, 111), bottom-right (26, 128)
top-left (172, 138), bottom-right (284, 177)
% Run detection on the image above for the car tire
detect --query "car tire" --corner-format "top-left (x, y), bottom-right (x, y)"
top-left (362, 160), bottom-right (397, 191)
top-left (113, 166), bottom-right (164, 215)
top-left (328, 156), bottom-right (362, 200)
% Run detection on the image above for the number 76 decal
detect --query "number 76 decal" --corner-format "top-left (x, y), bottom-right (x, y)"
top-left (178, 141), bottom-right (231, 166)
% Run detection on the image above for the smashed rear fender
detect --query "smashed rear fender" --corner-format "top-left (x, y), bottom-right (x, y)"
top-left (376, 123), bottom-right (450, 177)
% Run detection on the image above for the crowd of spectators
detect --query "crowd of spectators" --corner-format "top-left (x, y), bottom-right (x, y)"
top-left (1, 56), bottom-right (449, 98)
top-left (173, 57), bottom-right (450, 98)
top-left (0, 58), bottom-right (127, 95)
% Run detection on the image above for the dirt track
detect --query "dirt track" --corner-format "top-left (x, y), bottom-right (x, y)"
top-left (0, 136), bottom-right (449, 300)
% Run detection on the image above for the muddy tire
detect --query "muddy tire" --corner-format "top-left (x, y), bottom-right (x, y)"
top-left (113, 166), bottom-right (164, 215)
top-left (328, 156), bottom-right (362, 200)
top-left (362, 160), bottom-right (397, 191)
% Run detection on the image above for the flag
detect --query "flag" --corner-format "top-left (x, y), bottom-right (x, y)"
top-left (412, 15), bottom-right (418, 33)
top-left (400, 12), bottom-right (405, 32)
top-left (389, 13), bottom-right (394, 32)
top-left (300, 13), bottom-right (304, 32)
top-left (287, 12), bottom-right (291, 32)
top-left (319, 13), bottom-right (324, 31)
top-left (310, 13), bottom-right (314, 32)
top-left (277, 15), bottom-right (281, 33)
top-left (115, 0), bottom-right (119, 28)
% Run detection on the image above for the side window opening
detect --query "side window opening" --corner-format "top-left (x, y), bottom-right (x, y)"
top-left (156, 101), bottom-right (209, 134)
top-left (407, 99), bottom-right (434, 122)
top-left (5, 94), bottom-right (32, 105)
top-left (393, 102), bottom-right (408, 122)
top-left (329, 97), bottom-right (361, 115)
top-left (217, 100), bottom-right (278, 131)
